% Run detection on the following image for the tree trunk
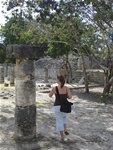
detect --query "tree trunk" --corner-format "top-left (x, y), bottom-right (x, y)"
top-left (65, 54), bottom-right (69, 83)
top-left (103, 65), bottom-right (113, 95)
top-left (80, 55), bottom-right (89, 93)
top-left (67, 61), bottom-right (73, 83)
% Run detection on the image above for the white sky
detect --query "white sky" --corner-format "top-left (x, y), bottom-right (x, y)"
top-left (0, 0), bottom-right (6, 27)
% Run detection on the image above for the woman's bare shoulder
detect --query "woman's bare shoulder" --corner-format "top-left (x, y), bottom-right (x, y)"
top-left (52, 87), bottom-right (56, 90)
top-left (65, 86), bottom-right (71, 92)
top-left (64, 86), bottom-right (69, 89)
top-left (52, 86), bottom-right (57, 92)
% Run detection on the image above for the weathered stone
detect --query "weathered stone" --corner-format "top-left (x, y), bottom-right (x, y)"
top-left (3, 96), bottom-right (9, 99)
top-left (10, 64), bottom-right (15, 86)
top-left (59, 68), bottom-right (66, 78)
top-left (46, 84), bottom-right (51, 88)
top-left (0, 66), bottom-right (4, 84)
top-left (16, 80), bottom-right (36, 106)
top-left (15, 59), bottom-right (36, 106)
top-left (16, 59), bottom-right (35, 80)
top-left (78, 77), bottom-right (84, 84)
top-left (4, 83), bottom-right (9, 87)
top-left (44, 66), bottom-right (48, 83)
top-left (6, 44), bottom-right (44, 141)
top-left (4, 64), bottom-right (7, 77)
top-left (15, 105), bottom-right (36, 140)
top-left (7, 64), bottom-right (11, 81)
top-left (6, 44), bottom-right (44, 59)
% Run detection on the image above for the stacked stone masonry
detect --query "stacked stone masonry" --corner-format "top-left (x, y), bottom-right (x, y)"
top-left (6, 44), bottom-right (44, 141)
top-left (0, 66), bottom-right (4, 83)
top-left (35, 55), bottom-right (107, 84)
top-left (10, 64), bottom-right (15, 86)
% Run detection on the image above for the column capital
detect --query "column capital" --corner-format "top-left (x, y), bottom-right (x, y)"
top-left (6, 44), bottom-right (44, 59)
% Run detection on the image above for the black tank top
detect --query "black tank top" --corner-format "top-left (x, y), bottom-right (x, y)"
top-left (54, 88), bottom-right (67, 106)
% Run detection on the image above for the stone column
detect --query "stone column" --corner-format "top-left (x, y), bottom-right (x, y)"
top-left (0, 66), bottom-right (4, 84)
top-left (10, 64), bottom-right (15, 86)
top-left (14, 64), bottom-right (16, 78)
top-left (44, 66), bottom-right (48, 82)
top-left (4, 64), bottom-right (7, 78)
top-left (6, 44), bottom-right (44, 141)
top-left (7, 64), bottom-right (11, 81)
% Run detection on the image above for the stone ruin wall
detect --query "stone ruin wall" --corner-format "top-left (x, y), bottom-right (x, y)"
top-left (35, 55), bottom-right (111, 85)
top-left (1, 55), bottom-right (112, 85)
top-left (88, 71), bottom-right (104, 85)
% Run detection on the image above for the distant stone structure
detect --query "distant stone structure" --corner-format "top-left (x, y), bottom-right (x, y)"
top-left (59, 68), bottom-right (66, 79)
top-left (4, 64), bottom-right (7, 77)
top-left (0, 65), bottom-right (4, 84)
top-left (35, 57), bottom-right (61, 80)
top-left (44, 66), bottom-right (48, 83)
top-left (6, 44), bottom-right (44, 141)
top-left (7, 64), bottom-right (11, 81)
top-left (10, 64), bottom-right (15, 86)
top-left (35, 54), bottom-right (110, 85)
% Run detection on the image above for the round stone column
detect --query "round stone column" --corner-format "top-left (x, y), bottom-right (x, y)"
top-left (15, 59), bottom-right (36, 140)
top-left (10, 64), bottom-right (15, 86)
top-left (0, 66), bottom-right (4, 84)
top-left (4, 64), bottom-right (7, 78)
top-left (44, 66), bottom-right (48, 83)
top-left (6, 44), bottom-right (44, 141)
top-left (7, 64), bottom-right (11, 81)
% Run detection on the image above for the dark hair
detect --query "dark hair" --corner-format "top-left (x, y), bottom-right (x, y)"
top-left (57, 75), bottom-right (65, 88)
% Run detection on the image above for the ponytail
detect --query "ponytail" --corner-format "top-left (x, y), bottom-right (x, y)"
top-left (61, 80), bottom-right (65, 88)
top-left (57, 75), bottom-right (65, 88)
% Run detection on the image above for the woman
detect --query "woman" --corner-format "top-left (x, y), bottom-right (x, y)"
top-left (49, 75), bottom-right (72, 141)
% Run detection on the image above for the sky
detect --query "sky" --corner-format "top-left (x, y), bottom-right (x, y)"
top-left (0, 0), bottom-right (6, 27)
top-left (0, 0), bottom-right (65, 28)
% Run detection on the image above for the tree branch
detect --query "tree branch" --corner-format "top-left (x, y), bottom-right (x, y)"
top-left (109, 76), bottom-right (113, 84)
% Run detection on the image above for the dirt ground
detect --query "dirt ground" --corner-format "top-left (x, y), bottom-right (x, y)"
top-left (0, 82), bottom-right (113, 150)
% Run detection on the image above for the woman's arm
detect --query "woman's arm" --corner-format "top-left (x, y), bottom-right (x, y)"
top-left (67, 87), bottom-right (72, 99)
top-left (49, 87), bottom-right (55, 97)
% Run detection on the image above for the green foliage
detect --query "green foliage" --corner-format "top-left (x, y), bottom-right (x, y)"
top-left (1, 0), bottom-right (113, 65)
top-left (0, 44), bottom-right (6, 63)
top-left (0, 17), bottom-right (30, 45)
top-left (99, 86), bottom-right (113, 103)
top-left (0, 17), bottom-right (33, 63)
top-left (0, 43), bottom-right (15, 63)
top-left (99, 93), bottom-right (108, 104)
top-left (109, 87), bottom-right (113, 94)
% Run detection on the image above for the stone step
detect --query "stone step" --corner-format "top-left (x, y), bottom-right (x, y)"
top-left (73, 71), bottom-right (84, 83)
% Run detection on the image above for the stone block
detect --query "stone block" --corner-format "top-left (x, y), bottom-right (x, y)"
top-left (0, 66), bottom-right (4, 83)
top-left (4, 83), bottom-right (9, 87)
top-left (16, 59), bottom-right (35, 80)
top-left (16, 80), bottom-right (36, 106)
top-left (6, 44), bottom-right (44, 59)
top-left (15, 105), bottom-right (36, 140)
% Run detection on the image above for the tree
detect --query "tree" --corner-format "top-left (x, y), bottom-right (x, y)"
top-left (0, 43), bottom-right (6, 63)
top-left (2, 0), bottom-right (113, 94)
top-left (0, 16), bottom-right (32, 63)
top-left (63, 0), bottom-right (113, 95)
top-left (42, 13), bottom-right (99, 92)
